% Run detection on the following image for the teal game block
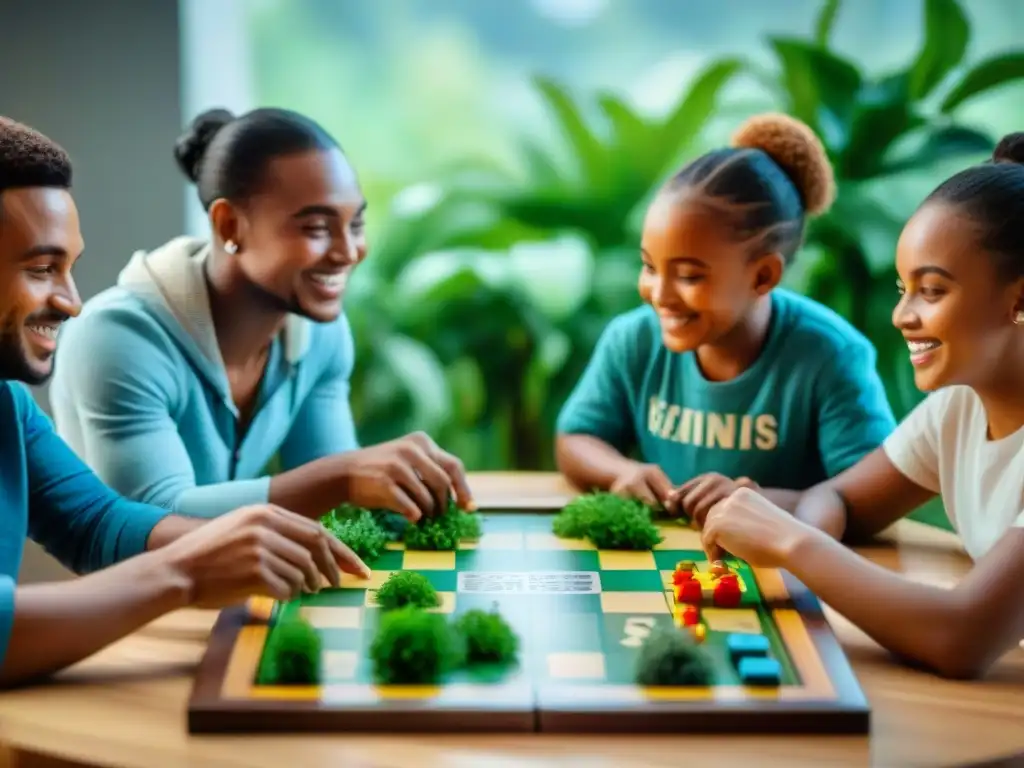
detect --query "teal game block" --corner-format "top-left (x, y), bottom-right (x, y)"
top-left (726, 633), bottom-right (770, 662)
top-left (738, 656), bottom-right (781, 686)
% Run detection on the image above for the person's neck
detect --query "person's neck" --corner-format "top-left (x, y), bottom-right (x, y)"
top-left (974, 345), bottom-right (1024, 440)
top-left (203, 253), bottom-right (286, 368)
top-left (694, 294), bottom-right (773, 382)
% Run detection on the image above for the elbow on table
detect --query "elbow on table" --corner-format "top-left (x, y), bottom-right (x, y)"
top-left (921, 629), bottom-right (1001, 681)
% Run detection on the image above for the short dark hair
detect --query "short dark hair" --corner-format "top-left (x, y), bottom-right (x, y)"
top-left (174, 107), bottom-right (341, 210)
top-left (921, 132), bottom-right (1024, 279)
top-left (666, 112), bottom-right (835, 264)
top-left (0, 116), bottom-right (73, 195)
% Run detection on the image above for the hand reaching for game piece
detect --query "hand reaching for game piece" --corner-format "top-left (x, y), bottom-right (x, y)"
top-left (609, 461), bottom-right (675, 510)
top-left (157, 504), bottom-right (371, 608)
top-left (670, 473), bottom-right (759, 527)
top-left (700, 487), bottom-right (813, 567)
top-left (333, 431), bottom-right (475, 521)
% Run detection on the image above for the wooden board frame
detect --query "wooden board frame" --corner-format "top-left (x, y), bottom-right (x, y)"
top-left (187, 504), bottom-right (870, 735)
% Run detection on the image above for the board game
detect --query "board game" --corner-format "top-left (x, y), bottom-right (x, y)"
top-left (188, 503), bottom-right (870, 734)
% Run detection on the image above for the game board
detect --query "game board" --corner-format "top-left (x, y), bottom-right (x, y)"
top-left (188, 506), bottom-right (869, 734)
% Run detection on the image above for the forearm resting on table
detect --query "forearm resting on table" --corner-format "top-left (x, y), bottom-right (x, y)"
top-left (268, 456), bottom-right (347, 520)
top-left (787, 528), bottom-right (1018, 679)
top-left (0, 554), bottom-right (190, 687)
top-left (554, 434), bottom-right (637, 490)
top-left (791, 485), bottom-right (848, 540)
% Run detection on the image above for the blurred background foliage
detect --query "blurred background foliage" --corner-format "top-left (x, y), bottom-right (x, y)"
top-left (242, 0), bottom-right (1024, 528)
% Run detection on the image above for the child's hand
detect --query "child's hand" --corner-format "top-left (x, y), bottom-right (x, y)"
top-left (700, 487), bottom-right (812, 567)
top-left (609, 462), bottom-right (675, 510)
top-left (670, 473), bottom-right (759, 527)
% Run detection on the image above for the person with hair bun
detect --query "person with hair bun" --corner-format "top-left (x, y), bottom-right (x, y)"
top-left (701, 134), bottom-right (1024, 679)
top-left (49, 107), bottom-right (474, 523)
top-left (556, 113), bottom-right (896, 521)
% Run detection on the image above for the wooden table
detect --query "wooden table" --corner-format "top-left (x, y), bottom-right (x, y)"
top-left (2, 472), bottom-right (1023, 768)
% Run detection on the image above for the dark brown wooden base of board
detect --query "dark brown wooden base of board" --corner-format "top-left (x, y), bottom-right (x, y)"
top-left (537, 707), bottom-right (870, 734)
top-left (188, 707), bottom-right (537, 734)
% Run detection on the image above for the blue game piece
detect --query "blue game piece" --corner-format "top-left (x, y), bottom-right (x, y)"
top-left (738, 656), bottom-right (781, 686)
top-left (726, 633), bottom-right (770, 661)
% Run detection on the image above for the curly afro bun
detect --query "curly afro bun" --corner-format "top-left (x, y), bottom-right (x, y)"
top-left (993, 132), bottom-right (1024, 165)
top-left (731, 112), bottom-right (836, 216)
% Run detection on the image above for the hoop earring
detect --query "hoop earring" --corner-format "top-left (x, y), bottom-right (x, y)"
top-left (224, 240), bottom-right (238, 255)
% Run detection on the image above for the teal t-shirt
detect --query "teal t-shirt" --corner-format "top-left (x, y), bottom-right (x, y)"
top-left (556, 289), bottom-right (896, 490)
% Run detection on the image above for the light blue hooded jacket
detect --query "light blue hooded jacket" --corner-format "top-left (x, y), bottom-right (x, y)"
top-left (49, 236), bottom-right (359, 517)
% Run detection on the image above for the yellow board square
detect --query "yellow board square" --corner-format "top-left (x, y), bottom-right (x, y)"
top-left (654, 526), bottom-right (704, 550)
top-left (365, 590), bottom-right (456, 614)
top-left (600, 591), bottom-right (669, 614)
top-left (300, 606), bottom-right (362, 629)
top-left (702, 608), bottom-right (762, 634)
top-left (402, 551), bottom-right (456, 570)
top-left (323, 651), bottom-right (359, 680)
top-left (385, 541), bottom-right (406, 551)
top-left (598, 551), bottom-right (656, 570)
top-left (339, 570), bottom-right (394, 590)
top-left (547, 652), bottom-right (606, 680)
top-left (526, 533), bottom-right (596, 550)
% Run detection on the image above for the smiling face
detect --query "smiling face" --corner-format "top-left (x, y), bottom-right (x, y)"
top-left (210, 147), bottom-right (367, 323)
top-left (0, 187), bottom-right (83, 383)
top-left (638, 193), bottom-right (782, 353)
top-left (893, 200), bottom-right (1024, 391)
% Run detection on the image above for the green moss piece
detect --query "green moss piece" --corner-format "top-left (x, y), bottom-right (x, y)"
top-left (320, 507), bottom-right (389, 562)
top-left (634, 625), bottom-right (713, 686)
top-left (552, 492), bottom-right (663, 550)
top-left (374, 571), bottom-right (440, 611)
top-left (261, 613), bottom-right (322, 685)
top-left (403, 497), bottom-right (481, 551)
top-left (369, 607), bottom-right (464, 684)
top-left (453, 607), bottom-right (519, 665)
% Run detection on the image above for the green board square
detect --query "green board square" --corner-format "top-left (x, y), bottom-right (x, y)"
top-left (599, 569), bottom-right (663, 592)
top-left (652, 550), bottom-right (702, 571)
top-left (532, 612), bottom-right (602, 654)
top-left (366, 549), bottom-right (404, 570)
top-left (299, 589), bottom-right (366, 608)
top-left (415, 570), bottom-right (458, 592)
top-left (455, 549), bottom-right (599, 573)
top-left (600, 614), bottom-right (678, 685)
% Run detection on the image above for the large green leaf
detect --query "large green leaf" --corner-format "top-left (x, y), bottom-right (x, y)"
top-left (532, 75), bottom-right (608, 188)
top-left (766, 37), bottom-right (862, 144)
top-left (839, 102), bottom-right (925, 179)
top-left (940, 52), bottom-right (1024, 113)
top-left (814, 0), bottom-right (842, 46)
top-left (908, 0), bottom-right (969, 100)
top-left (879, 124), bottom-right (994, 176)
top-left (653, 58), bottom-right (745, 174)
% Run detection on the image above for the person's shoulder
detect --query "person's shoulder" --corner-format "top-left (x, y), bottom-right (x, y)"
top-left (60, 286), bottom-right (174, 354)
top-left (599, 304), bottom-right (661, 351)
top-left (773, 288), bottom-right (877, 361)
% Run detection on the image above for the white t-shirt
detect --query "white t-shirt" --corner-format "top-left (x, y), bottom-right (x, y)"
top-left (883, 385), bottom-right (1024, 561)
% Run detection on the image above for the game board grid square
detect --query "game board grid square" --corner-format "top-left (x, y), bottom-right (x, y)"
top-left (599, 569), bottom-right (664, 592)
top-left (402, 551), bottom-right (456, 570)
top-left (547, 652), bottom-right (606, 680)
top-left (297, 588), bottom-right (367, 608)
top-left (652, 550), bottom-right (705, 571)
top-left (367, 550), bottom-right (404, 570)
top-left (525, 533), bottom-right (596, 550)
top-left (599, 591), bottom-right (670, 614)
top-left (455, 549), bottom-right (600, 573)
top-left (598, 551), bottom-right (656, 570)
top-left (300, 606), bottom-right (363, 629)
top-left (531, 612), bottom-right (602, 655)
top-left (653, 525), bottom-right (704, 550)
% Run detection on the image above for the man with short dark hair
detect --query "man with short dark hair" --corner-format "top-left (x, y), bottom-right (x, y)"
top-left (0, 116), bottom-right (368, 686)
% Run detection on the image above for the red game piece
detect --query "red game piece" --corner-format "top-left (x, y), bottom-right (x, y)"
top-left (679, 604), bottom-right (700, 626)
top-left (713, 576), bottom-right (741, 608)
top-left (672, 569), bottom-right (694, 586)
top-left (675, 579), bottom-right (703, 604)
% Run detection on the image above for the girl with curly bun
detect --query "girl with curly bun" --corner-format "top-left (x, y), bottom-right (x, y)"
top-left (701, 134), bottom-right (1024, 679)
top-left (556, 113), bottom-right (896, 522)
